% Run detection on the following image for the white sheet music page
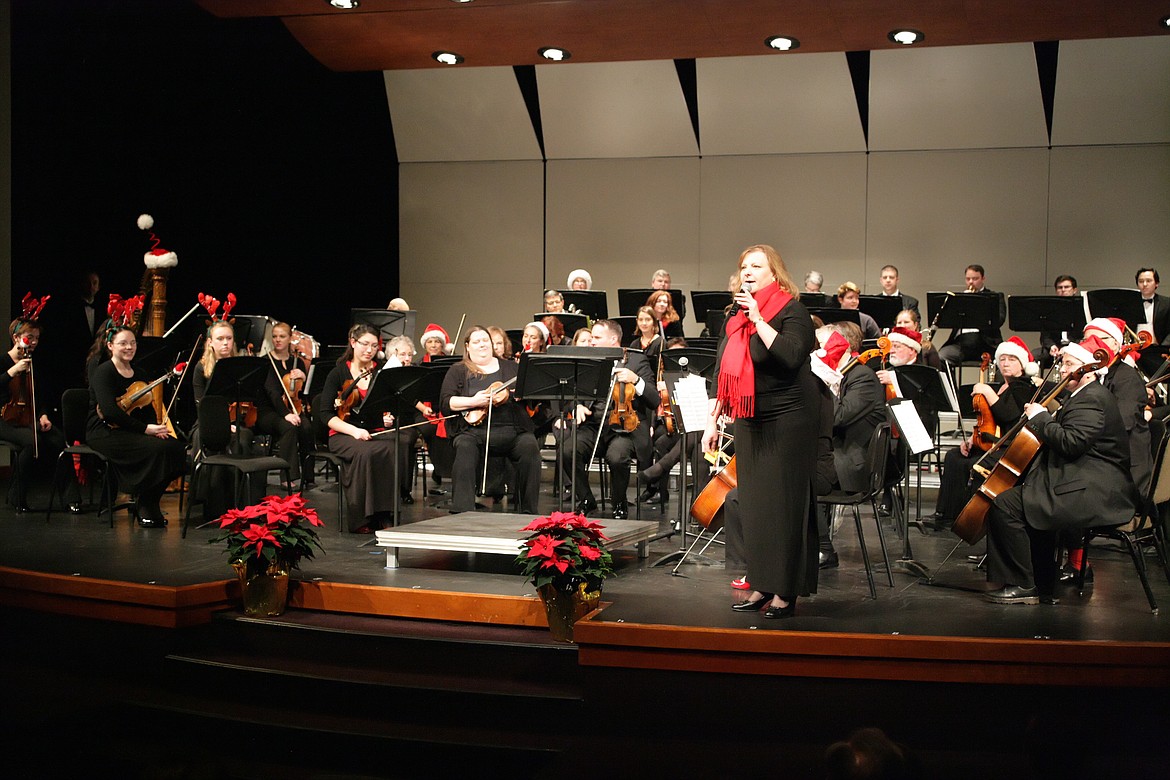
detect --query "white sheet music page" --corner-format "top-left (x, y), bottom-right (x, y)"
top-left (672, 374), bottom-right (711, 435)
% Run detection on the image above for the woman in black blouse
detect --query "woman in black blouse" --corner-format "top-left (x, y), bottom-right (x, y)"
top-left (646, 291), bottom-right (684, 339)
top-left (441, 326), bottom-right (540, 514)
top-left (87, 326), bottom-right (186, 527)
top-left (629, 305), bottom-right (663, 364)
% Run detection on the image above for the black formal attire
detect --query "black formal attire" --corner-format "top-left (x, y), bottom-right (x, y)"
top-left (86, 360), bottom-right (186, 513)
top-left (314, 363), bottom-right (398, 530)
top-left (251, 364), bottom-right (306, 482)
top-left (880, 291), bottom-right (919, 315)
top-left (832, 363), bottom-right (885, 493)
top-left (717, 297), bottom-right (819, 601)
top-left (659, 320), bottom-right (684, 340)
top-left (441, 359), bottom-right (540, 514)
top-left (628, 334), bottom-right (663, 365)
top-left (1143, 293), bottom-right (1170, 345)
top-left (935, 376), bottom-right (1034, 523)
top-left (557, 350), bottom-right (656, 512)
top-left (264, 354), bottom-right (316, 482)
top-left (987, 379), bottom-right (1139, 594)
top-left (42, 297), bottom-right (101, 403)
top-left (1102, 360), bottom-right (1152, 495)
top-left (938, 288), bottom-right (1006, 365)
top-left (0, 352), bottom-right (70, 507)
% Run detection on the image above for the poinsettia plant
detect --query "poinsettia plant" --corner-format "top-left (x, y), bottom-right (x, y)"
top-left (515, 511), bottom-right (614, 590)
top-left (209, 494), bottom-right (324, 570)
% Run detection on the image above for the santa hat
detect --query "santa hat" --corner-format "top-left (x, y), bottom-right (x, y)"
top-left (1082, 317), bottom-right (1125, 346)
top-left (995, 336), bottom-right (1039, 377)
top-left (137, 214), bottom-right (178, 269)
top-left (566, 269), bottom-right (592, 289)
top-left (886, 326), bottom-right (922, 353)
top-left (816, 331), bottom-right (851, 371)
top-left (525, 321), bottom-right (550, 344)
top-left (1061, 334), bottom-right (1113, 375)
top-left (419, 323), bottom-right (453, 354)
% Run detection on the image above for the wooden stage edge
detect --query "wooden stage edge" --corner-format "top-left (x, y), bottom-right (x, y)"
top-left (3, 565), bottom-right (1168, 686)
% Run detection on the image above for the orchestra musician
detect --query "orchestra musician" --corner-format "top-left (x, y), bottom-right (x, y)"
top-left (931, 337), bottom-right (1038, 530)
top-left (877, 265), bottom-right (919, 314)
top-left (984, 335), bottom-right (1139, 605)
top-left (835, 282), bottom-right (881, 340)
top-left (650, 269), bottom-right (671, 290)
top-left (419, 323), bottom-right (453, 363)
top-left (803, 271), bottom-right (824, 295)
top-left (937, 264), bottom-right (1006, 368)
top-left (520, 321), bottom-right (548, 354)
top-left (567, 269), bottom-right (592, 290)
top-left (634, 337), bottom-right (704, 504)
top-left (702, 244), bottom-right (819, 619)
top-left (440, 326), bottom-right (541, 515)
top-left (1036, 275), bottom-right (1079, 369)
top-left (543, 289), bottom-right (566, 313)
top-left (312, 324), bottom-right (399, 533)
top-left (0, 311), bottom-right (73, 513)
top-left (558, 320), bottom-right (656, 519)
top-left (87, 326), bottom-right (186, 527)
top-left (646, 291), bottom-right (684, 339)
top-left (256, 321), bottom-right (311, 487)
top-left (541, 315), bottom-right (566, 347)
top-left (1136, 268), bottom-right (1170, 344)
top-left (486, 326), bottom-right (513, 361)
top-left (893, 308), bottom-right (941, 369)
top-left (628, 306), bottom-right (663, 363)
top-left (384, 334), bottom-right (453, 501)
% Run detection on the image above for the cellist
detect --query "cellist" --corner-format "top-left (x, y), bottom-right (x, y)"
top-left (983, 335), bottom-right (1139, 605)
top-left (931, 337), bottom-right (1038, 530)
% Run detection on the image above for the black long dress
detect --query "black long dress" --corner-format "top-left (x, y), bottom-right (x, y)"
top-left (717, 297), bottom-right (819, 600)
top-left (86, 360), bottom-right (187, 499)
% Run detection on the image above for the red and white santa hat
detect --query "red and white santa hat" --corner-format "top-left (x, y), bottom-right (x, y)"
top-left (137, 214), bottom-right (178, 269)
top-left (815, 330), bottom-right (851, 370)
top-left (566, 269), bottom-right (592, 289)
top-left (419, 323), bottom-right (453, 354)
top-left (994, 335), bottom-right (1039, 377)
top-left (1061, 334), bottom-right (1113, 375)
top-left (525, 320), bottom-right (550, 344)
top-left (886, 326), bottom-right (922, 353)
top-left (1082, 317), bottom-right (1125, 346)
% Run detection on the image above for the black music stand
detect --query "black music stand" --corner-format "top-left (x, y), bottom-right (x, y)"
top-left (205, 357), bottom-right (271, 431)
top-left (1008, 295), bottom-right (1086, 336)
top-left (618, 288), bottom-right (686, 320)
top-left (352, 308), bottom-right (416, 341)
top-left (1085, 289), bottom-right (1145, 333)
top-left (611, 316), bottom-right (637, 342)
top-left (889, 363), bottom-right (949, 572)
top-left (559, 290), bottom-right (608, 320)
top-left (424, 355), bottom-right (462, 369)
top-left (705, 310), bottom-right (727, 337)
top-left (800, 292), bottom-right (830, 308)
top-left (231, 315), bottom-right (270, 354)
top-left (808, 308), bottom-right (861, 327)
top-left (535, 312), bottom-right (589, 339)
top-left (859, 295), bottom-right (904, 332)
top-left (358, 366), bottom-right (436, 527)
top-left (517, 351), bottom-right (614, 511)
top-left (690, 291), bottom-right (732, 329)
top-left (661, 347), bottom-right (718, 386)
top-left (306, 348), bottom-right (347, 400)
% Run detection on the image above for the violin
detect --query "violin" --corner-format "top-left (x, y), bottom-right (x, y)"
top-left (335, 366), bottom-right (375, 422)
top-left (656, 347), bottom-right (674, 435)
top-left (608, 350), bottom-right (640, 433)
top-left (464, 377), bottom-right (516, 426)
top-left (282, 372), bottom-right (304, 414)
top-left (970, 352), bottom-right (998, 453)
top-left (2, 338), bottom-right (37, 430)
top-left (116, 366), bottom-right (181, 438)
top-left (227, 400), bottom-right (257, 429)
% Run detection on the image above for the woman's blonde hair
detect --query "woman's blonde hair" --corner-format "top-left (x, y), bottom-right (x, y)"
top-left (201, 321), bottom-right (237, 378)
top-left (738, 244), bottom-right (798, 297)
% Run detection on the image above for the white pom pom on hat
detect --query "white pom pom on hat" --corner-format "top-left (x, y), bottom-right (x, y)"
top-left (138, 213), bottom-right (178, 268)
top-left (995, 336), bottom-right (1039, 377)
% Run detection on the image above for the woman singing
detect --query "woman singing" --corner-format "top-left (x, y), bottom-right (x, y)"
top-left (702, 245), bottom-right (819, 619)
top-left (440, 326), bottom-right (541, 515)
top-left (646, 290), bottom-right (684, 339)
top-left (87, 326), bottom-right (186, 527)
top-left (313, 324), bottom-right (399, 532)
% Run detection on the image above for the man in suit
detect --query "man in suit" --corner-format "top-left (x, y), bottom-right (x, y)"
top-left (984, 335), bottom-right (1139, 604)
top-left (938, 264), bottom-right (1006, 368)
top-left (1136, 267), bottom-right (1170, 344)
top-left (557, 319), bottom-right (656, 519)
top-left (1035, 274), bottom-right (1080, 370)
top-left (878, 264), bottom-right (919, 315)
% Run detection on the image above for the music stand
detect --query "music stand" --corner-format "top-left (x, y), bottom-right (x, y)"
top-left (205, 356), bottom-right (272, 431)
top-left (1085, 289), bottom-right (1145, 333)
top-left (352, 308), bottom-right (416, 341)
top-left (808, 308), bottom-right (860, 327)
top-left (889, 363), bottom-right (948, 569)
top-left (231, 315), bottom-right (271, 354)
top-left (306, 348), bottom-right (347, 399)
top-left (859, 295), bottom-right (904, 332)
top-left (926, 291), bottom-right (999, 332)
top-left (1008, 295), bottom-right (1086, 335)
top-left (690, 291), bottom-right (732, 328)
top-left (517, 351), bottom-right (614, 511)
top-left (661, 347), bottom-right (718, 385)
top-left (535, 312), bottom-right (589, 339)
top-left (559, 290), bottom-right (608, 320)
top-left (611, 316), bottom-right (637, 342)
top-left (705, 310), bottom-right (727, 337)
top-left (800, 293), bottom-right (830, 308)
top-left (618, 288), bottom-right (686, 320)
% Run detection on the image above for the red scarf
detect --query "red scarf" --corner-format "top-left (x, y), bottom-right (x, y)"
top-left (717, 281), bottom-right (792, 419)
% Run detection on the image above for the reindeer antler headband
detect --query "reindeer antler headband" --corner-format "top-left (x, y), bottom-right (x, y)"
top-left (10, 292), bottom-right (50, 336)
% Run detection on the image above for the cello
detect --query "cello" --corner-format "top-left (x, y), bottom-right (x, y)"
top-left (951, 350), bottom-right (1107, 544)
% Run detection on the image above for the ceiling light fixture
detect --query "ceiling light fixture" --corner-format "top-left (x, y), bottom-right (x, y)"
top-left (450, 0), bottom-right (474, 4)
top-left (1161, 16), bottom-right (1170, 29)
top-left (539, 47), bottom-right (571, 62)
top-left (765, 36), bottom-right (800, 52)
top-left (328, 0), bottom-right (359, 8)
top-left (432, 51), bottom-right (465, 65)
top-left (888, 29), bottom-right (925, 45)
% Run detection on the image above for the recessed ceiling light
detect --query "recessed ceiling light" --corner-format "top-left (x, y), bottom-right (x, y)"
top-left (888, 29), bottom-right (925, 45)
top-left (432, 51), bottom-right (465, 65)
top-left (539, 47), bottom-right (571, 62)
top-left (1161, 16), bottom-right (1170, 29)
top-left (328, 0), bottom-right (359, 9)
top-left (765, 36), bottom-right (800, 52)
top-left (450, 0), bottom-right (474, 3)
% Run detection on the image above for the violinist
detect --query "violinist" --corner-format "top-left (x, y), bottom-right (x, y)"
top-left (313, 324), bottom-right (399, 532)
top-left (931, 337), bottom-right (1038, 530)
top-left (520, 321), bottom-right (548, 355)
top-left (0, 317), bottom-right (72, 512)
top-left (635, 336), bottom-right (688, 503)
top-left (646, 291), bottom-right (684, 339)
top-left (259, 321), bottom-right (313, 487)
top-left (440, 326), bottom-right (541, 515)
top-left (486, 326), bottom-right (513, 361)
top-left (557, 320), bottom-right (656, 519)
top-left (419, 323), bottom-right (453, 363)
top-left (628, 306), bottom-right (662, 363)
top-left (87, 326), bottom-right (186, 527)
top-left (984, 335), bottom-right (1139, 605)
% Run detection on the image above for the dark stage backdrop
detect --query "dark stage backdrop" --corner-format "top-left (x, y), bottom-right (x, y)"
top-left (9, 0), bottom-right (399, 351)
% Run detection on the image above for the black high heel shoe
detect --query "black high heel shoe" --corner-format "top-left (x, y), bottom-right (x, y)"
top-left (763, 599), bottom-right (796, 619)
top-left (731, 593), bottom-right (774, 612)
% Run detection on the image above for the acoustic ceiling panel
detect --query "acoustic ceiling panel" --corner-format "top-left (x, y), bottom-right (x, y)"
top-left (869, 42), bottom-right (1048, 151)
top-left (383, 67), bottom-right (541, 162)
top-left (1051, 36), bottom-right (1170, 146)
top-left (536, 61), bottom-right (697, 160)
top-left (696, 53), bottom-right (866, 156)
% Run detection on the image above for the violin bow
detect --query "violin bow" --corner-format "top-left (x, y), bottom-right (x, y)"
top-left (165, 336), bottom-right (203, 425)
top-left (266, 351), bottom-right (300, 414)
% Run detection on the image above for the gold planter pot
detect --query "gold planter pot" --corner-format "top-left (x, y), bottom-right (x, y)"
top-left (232, 559), bottom-right (292, 617)
top-left (537, 580), bottom-right (601, 643)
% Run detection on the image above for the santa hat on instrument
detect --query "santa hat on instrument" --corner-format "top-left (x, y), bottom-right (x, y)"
top-left (1082, 317), bottom-right (1125, 346)
top-left (566, 269), bottom-right (592, 289)
top-left (137, 214), bottom-right (178, 269)
top-left (886, 326), bottom-right (922, 353)
top-left (420, 323), bottom-right (454, 355)
top-left (1061, 334), bottom-right (1113, 376)
top-left (994, 336), bottom-right (1039, 377)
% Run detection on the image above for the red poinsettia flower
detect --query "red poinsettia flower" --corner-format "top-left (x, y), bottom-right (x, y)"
top-left (525, 534), bottom-right (563, 560)
top-left (539, 552), bottom-right (571, 574)
top-left (241, 523), bottom-right (281, 557)
top-left (578, 544), bottom-right (602, 561)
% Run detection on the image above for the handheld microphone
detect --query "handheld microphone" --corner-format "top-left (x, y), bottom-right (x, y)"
top-left (729, 281), bottom-right (754, 317)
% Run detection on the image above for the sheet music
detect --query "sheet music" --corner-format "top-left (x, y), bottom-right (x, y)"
top-left (672, 373), bottom-right (711, 435)
top-left (889, 400), bottom-right (934, 455)
top-left (939, 368), bottom-right (961, 413)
